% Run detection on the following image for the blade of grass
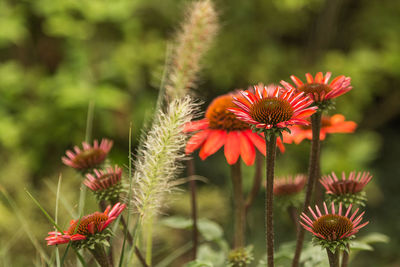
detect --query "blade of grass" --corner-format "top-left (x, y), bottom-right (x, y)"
top-left (0, 188), bottom-right (52, 265)
top-left (43, 180), bottom-right (76, 218)
top-left (55, 174), bottom-right (62, 267)
top-left (118, 124), bottom-right (134, 266)
top-left (85, 101), bottom-right (95, 143)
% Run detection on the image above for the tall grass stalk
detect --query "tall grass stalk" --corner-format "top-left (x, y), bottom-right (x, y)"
top-left (54, 174), bottom-right (62, 267)
top-left (165, 0), bottom-right (218, 99)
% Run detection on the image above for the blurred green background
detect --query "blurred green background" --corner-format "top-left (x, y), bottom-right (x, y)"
top-left (0, 0), bottom-right (399, 266)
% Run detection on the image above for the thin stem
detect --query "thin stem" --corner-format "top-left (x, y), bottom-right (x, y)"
top-left (326, 249), bottom-right (339, 267)
top-left (120, 216), bottom-right (133, 246)
top-left (341, 244), bottom-right (350, 267)
top-left (135, 246), bottom-right (149, 267)
top-left (265, 134), bottom-right (277, 267)
top-left (145, 216), bottom-right (154, 266)
top-left (292, 112), bottom-right (322, 267)
top-left (187, 159), bottom-right (198, 260)
top-left (245, 151), bottom-right (263, 213)
top-left (230, 161), bottom-right (245, 248)
top-left (85, 101), bottom-right (95, 143)
top-left (89, 245), bottom-right (112, 267)
top-left (287, 205), bottom-right (300, 233)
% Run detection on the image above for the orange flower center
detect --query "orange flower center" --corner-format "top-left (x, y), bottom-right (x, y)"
top-left (298, 83), bottom-right (332, 96)
top-left (73, 149), bottom-right (106, 166)
top-left (67, 212), bottom-right (108, 236)
top-left (312, 214), bottom-right (353, 241)
top-left (331, 180), bottom-right (363, 194)
top-left (249, 97), bottom-right (293, 125)
top-left (206, 94), bottom-right (250, 131)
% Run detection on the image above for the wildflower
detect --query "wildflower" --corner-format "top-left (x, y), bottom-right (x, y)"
top-left (284, 114), bottom-right (357, 144)
top-left (227, 247), bottom-right (254, 267)
top-left (84, 165), bottom-right (125, 203)
top-left (62, 139), bottom-right (113, 171)
top-left (320, 171), bottom-right (372, 206)
top-left (280, 72), bottom-right (352, 104)
top-left (300, 202), bottom-right (368, 252)
top-left (185, 92), bottom-right (285, 166)
top-left (229, 85), bottom-right (317, 131)
top-left (46, 202), bottom-right (126, 248)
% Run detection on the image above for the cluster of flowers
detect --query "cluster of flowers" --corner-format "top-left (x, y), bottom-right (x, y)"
top-left (185, 72), bottom-right (370, 265)
top-left (47, 139), bottom-right (127, 266)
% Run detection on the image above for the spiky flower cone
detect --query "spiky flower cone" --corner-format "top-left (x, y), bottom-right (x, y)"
top-left (166, 0), bottom-right (218, 99)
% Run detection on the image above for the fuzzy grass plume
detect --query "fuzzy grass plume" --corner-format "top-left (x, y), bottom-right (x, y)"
top-left (132, 96), bottom-right (197, 220)
top-left (166, 0), bottom-right (218, 99)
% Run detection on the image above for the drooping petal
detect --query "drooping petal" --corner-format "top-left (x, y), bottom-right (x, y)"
top-left (224, 131), bottom-right (241, 165)
top-left (185, 129), bottom-right (211, 154)
top-left (238, 131), bottom-right (256, 166)
top-left (199, 130), bottom-right (227, 160)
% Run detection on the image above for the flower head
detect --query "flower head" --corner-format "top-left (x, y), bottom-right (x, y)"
top-left (184, 92), bottom-right (285, 166)
top-left (46, 203), bottom-right (125, 248)
top-left (284, 114), bottom-right (357, 144)
top-left (280, 72), bottom-right (352, 103)
top-left (62, 139), bottom-right (113, 171)
top-left (84, 165), bottom-right (124, 202)
top-left (273, 175), bottom-right (306, 196)
top-left (320, 171), bottom-right (372, 206)
top-left (228, 85), bottom-right (317, 131)
top-left (300, 202), bottom-right (368, 243)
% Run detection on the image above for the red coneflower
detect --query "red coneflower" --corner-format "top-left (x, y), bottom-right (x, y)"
top-left (62, 139), bottom-right (113, 171)
top-left (273, 175), bottom-right (306, 196)
top-left (280, 72), bottom-right (352, 103)
top-left (300, 202), bottom-right (368, 242)
top-left (46, 202), bottom-right (126, 247)
top-left (320, 171), bottom-right (372, 206)
top-left (84, 165), bottom-right (124, 202)
top-left (284, 114), bottom-right (357, 144)
top-left (184, 92), bottom-right (285, 166)
top-left (228, 85), bottom-right (317, 130)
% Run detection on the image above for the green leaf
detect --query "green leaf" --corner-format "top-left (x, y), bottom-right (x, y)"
top-left (197, 218), bottom-right (223, 241)
top-left (350, 241), bottom-right (374, 251)
top-left (358, 232), bottom-right (390, 244)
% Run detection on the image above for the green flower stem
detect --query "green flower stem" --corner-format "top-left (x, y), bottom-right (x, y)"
top-left (265, 134), bottom-right (277, 267)
top-left (287, 205), bottom-right (300, 233)
top-left (292, 112), bottom-right (322, 267)
top-left (326, 248), bottom-right (339, 267)
top-left (245, 151), bottom-right (263, 213)
top-left (231, 161), bottom-right (245, 248)
top-left (187, 159), bottom-right (198, 260)
top-left (89, 244), bottom-right (112, 267)
top-left (342, 244), bottom-right (350, 267)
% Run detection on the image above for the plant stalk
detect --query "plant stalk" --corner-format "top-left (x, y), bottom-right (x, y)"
top-left (341, 244), bottom-right (350, 267)
top-left (287, 205), bottom-right (300, 233)
top-left (187, 159), bottom-right (198, 260)
top-left (292, 112), bottom-right (322, 267)
top-left (245, 151), bottom-right (263, 213)
top-left (135, 246), bottom-right (149, 267)
top-left (265, 134), bottom-right (277, 267)
top-left (326, 249), bottom-right (339, 267)
top-left (230, 161), bottom-right (245, 248)
top-left (89, 244), bottom-right (112, 267)
top-left (145, 216), bottom-right (154, 266)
